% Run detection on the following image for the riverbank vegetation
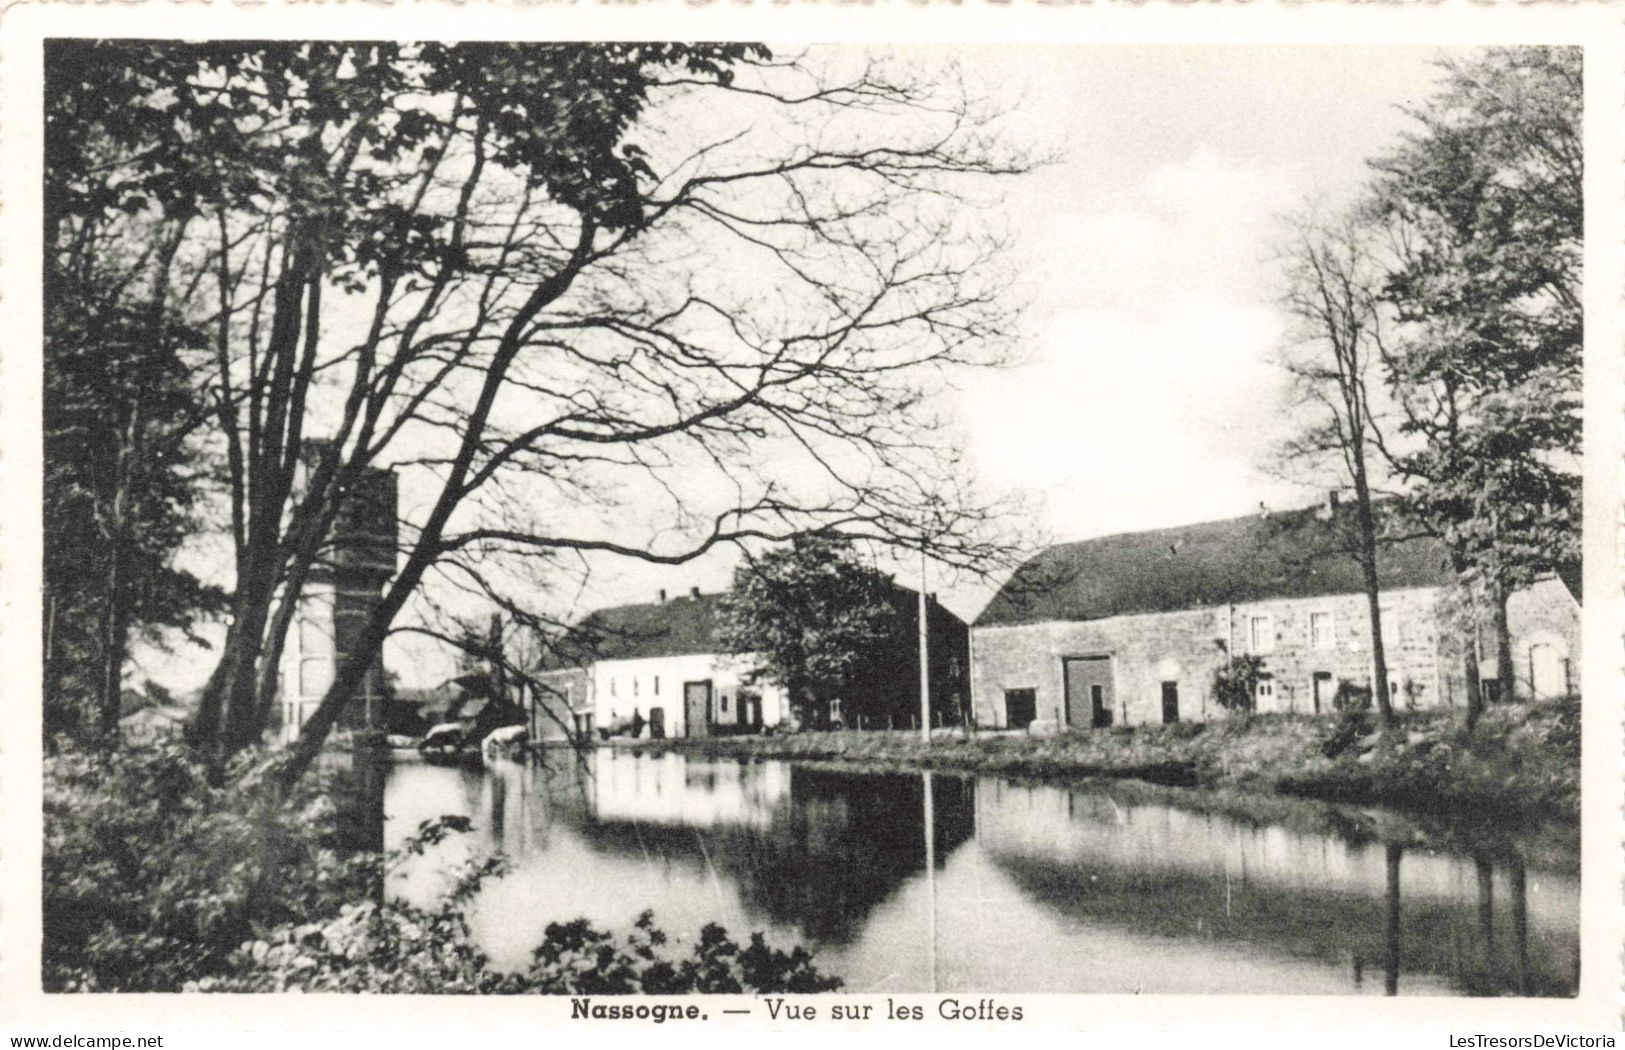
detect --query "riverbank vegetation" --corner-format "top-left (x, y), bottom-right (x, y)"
top-left (627, 698), bottom-right (1579, 825)
top-left (44, 737), bottom-right (840, 993)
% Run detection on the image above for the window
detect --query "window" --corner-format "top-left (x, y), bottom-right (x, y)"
top-left (721, 693), bottom-right (729, 713)
top-left (1255, 676), bottom-right (1275, 706)
top-left (654, 676), bottom-right (660, 695)
top-left (1160, 682), bottom-right (1179, 724)
top-left (1249, 615), bottom-right (1274, 653)
top-left (1380, 607), bottom-right (1399, 645)
top-left (633, 677), bottom-right (640, 697)
top-left (610, 678), bottom-right (617, 697)
top-left (1310, 611), bottom-right (1334, 650)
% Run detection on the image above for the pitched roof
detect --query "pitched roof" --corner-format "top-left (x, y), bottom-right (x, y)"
top-left (559, 578), bottom-right (969, 665)
top-left (976, 505), bottom-right (1456, 628)
top-left (574, 591), bottom-right (730, 662)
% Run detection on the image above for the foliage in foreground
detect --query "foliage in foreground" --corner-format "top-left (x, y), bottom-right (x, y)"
top-left (44, 738), bottom-right (375, 990)
top-left (45, 737), bottom-right (840, 993)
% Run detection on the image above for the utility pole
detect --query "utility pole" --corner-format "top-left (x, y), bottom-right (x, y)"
top-left (918, 540), bottom-right (931, 744)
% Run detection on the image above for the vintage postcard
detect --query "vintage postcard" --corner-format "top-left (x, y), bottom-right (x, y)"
top-left (0, 0), bottom-right (1620, 1038)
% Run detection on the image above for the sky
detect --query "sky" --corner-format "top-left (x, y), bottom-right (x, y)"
top-left (561, 46), bottom-right (1462, 625)
top-left (136, 45), bottom-right (1469, 694)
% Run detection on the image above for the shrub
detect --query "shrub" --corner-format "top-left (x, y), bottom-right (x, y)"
top-left (45, 736), bottom-right (842, 994)
top-left (1320, 705), bottom-right (1374, 759)
top-left (1212, 654), bottom-right (1266, 714)
top-left (44, 736), bottom-right (375, 991)
top-left (1331, 681), bottom-right (1372, 714)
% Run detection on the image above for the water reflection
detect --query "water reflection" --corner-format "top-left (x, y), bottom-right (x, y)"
top-left (382, 749), bottom-right (1578, 996)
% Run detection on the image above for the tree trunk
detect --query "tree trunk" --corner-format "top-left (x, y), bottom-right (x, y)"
top-left (96, 547), bottom-right (128, 743)
top-left (1492, 581), bottom-right (1515, 703)
top-left (1350, 445), bottom-right (1393, 729)
top-left (1463, 648), bottom-right (1484, 732)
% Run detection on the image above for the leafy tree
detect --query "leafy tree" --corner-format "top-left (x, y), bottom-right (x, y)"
top-left (1368, 47), bottom-right (1582, 711)
top-left (44, 42), bottom-right (1029, 783)
top-left (43, 252), bottom-right (223, 743)
top-left (716, 534), bottom-right (913, 728)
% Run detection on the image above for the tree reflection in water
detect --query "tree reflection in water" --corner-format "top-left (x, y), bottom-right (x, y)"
top-left (381, 751), bottom-right (1578, 996)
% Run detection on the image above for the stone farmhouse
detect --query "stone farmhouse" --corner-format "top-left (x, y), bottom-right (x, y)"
top-left (970, 505), bottom-right (1579, 731)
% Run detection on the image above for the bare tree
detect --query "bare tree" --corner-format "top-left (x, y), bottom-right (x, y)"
top-left (1277, 215), bottom-right (1398, 730)
top-left (47, 43), bottom-right (1035, 785)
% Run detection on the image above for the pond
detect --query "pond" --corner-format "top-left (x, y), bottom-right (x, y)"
top-left (380, 748), bottom-right (1578, 996)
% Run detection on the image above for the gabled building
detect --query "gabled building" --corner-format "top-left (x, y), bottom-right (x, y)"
top-left (573, 589), bottom-right (790, 739)
top-left (546, 579), bottom-right (972, 739)
top-left (971, 506), bottom-right (1579, 730)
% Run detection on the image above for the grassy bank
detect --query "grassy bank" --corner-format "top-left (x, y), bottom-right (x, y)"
top-left (626, 699), bottom-right (1579, 825)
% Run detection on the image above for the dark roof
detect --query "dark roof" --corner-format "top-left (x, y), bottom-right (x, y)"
top-left (574, 591), bottom-right (730, 662)
top-left (1556, 564), bottom-right (1582, 603)
top-left (558, 579), bottom-right (969, 665)
top-left (976, 505), bottom-right (1455, 628)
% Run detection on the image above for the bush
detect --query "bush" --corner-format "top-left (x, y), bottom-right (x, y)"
top-left (1212, 654), bottom-right (1266, 714)
top-left (44, 736), bottom-right (376, 991)
top-left (45, 736), bottom-right (842, 994)
top-left (1320, 706), bottom-right (1374, 759)
top-left (1331, 681), bottom-right (1372, 714)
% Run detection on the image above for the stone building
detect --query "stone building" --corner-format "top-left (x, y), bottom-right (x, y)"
top-left (277, 460), bottom-right (399, 742)
top-left (971, 505), bottom-right (1579, 730)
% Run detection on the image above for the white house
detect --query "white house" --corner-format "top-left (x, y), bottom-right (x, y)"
top-left (568, 588), bottom-right (790, 739)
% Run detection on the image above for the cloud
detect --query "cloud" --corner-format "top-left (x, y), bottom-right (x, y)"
top-left (960, 146), bottom-right (1304, 540)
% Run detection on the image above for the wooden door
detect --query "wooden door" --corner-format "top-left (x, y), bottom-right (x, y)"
top-left (683, 681), bottom-right (712, 738)
top-left (1063, 657), bottom-right (1113, 730)
top-left (1160, 682), bottom-right (1179, 724)
top-left (1312, 672), bottom-right (1333, 714)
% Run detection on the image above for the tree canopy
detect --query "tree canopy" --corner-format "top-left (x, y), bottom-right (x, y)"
top-left (1371, 47), bottom-right (1582, 605)
top-left (44, 41), bottom-right (1030, 780)
top-left (716, 534), bottom-right (910, 728)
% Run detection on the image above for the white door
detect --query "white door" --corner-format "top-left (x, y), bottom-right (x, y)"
top-left (1530, 644), bottom-right (1568, 698)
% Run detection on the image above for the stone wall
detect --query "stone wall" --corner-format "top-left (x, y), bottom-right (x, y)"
top-left (972, 606), bottom-right (1224, 728)
top-left (1224, 586), bottom-right (1447, 715)
top-left (972, 585), bottom-right (1457, 729)
top-left (1506, 576), bottom-right (1581, 699)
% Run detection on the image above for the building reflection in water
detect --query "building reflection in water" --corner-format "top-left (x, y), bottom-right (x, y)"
top-left (382, 750), bottom-right (1577, 996)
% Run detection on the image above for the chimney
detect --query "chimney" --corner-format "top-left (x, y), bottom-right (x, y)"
top-left (658, 589), bottom-right (667, 603)
top-left (690, 586), bottom-right (701, 599)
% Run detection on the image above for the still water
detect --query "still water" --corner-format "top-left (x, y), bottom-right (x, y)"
top-left (382, 749), bottom-right (1578, 996)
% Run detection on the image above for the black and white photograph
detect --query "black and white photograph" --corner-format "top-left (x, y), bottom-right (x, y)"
top-left (10, 10), bottom-right (1619, 1030)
